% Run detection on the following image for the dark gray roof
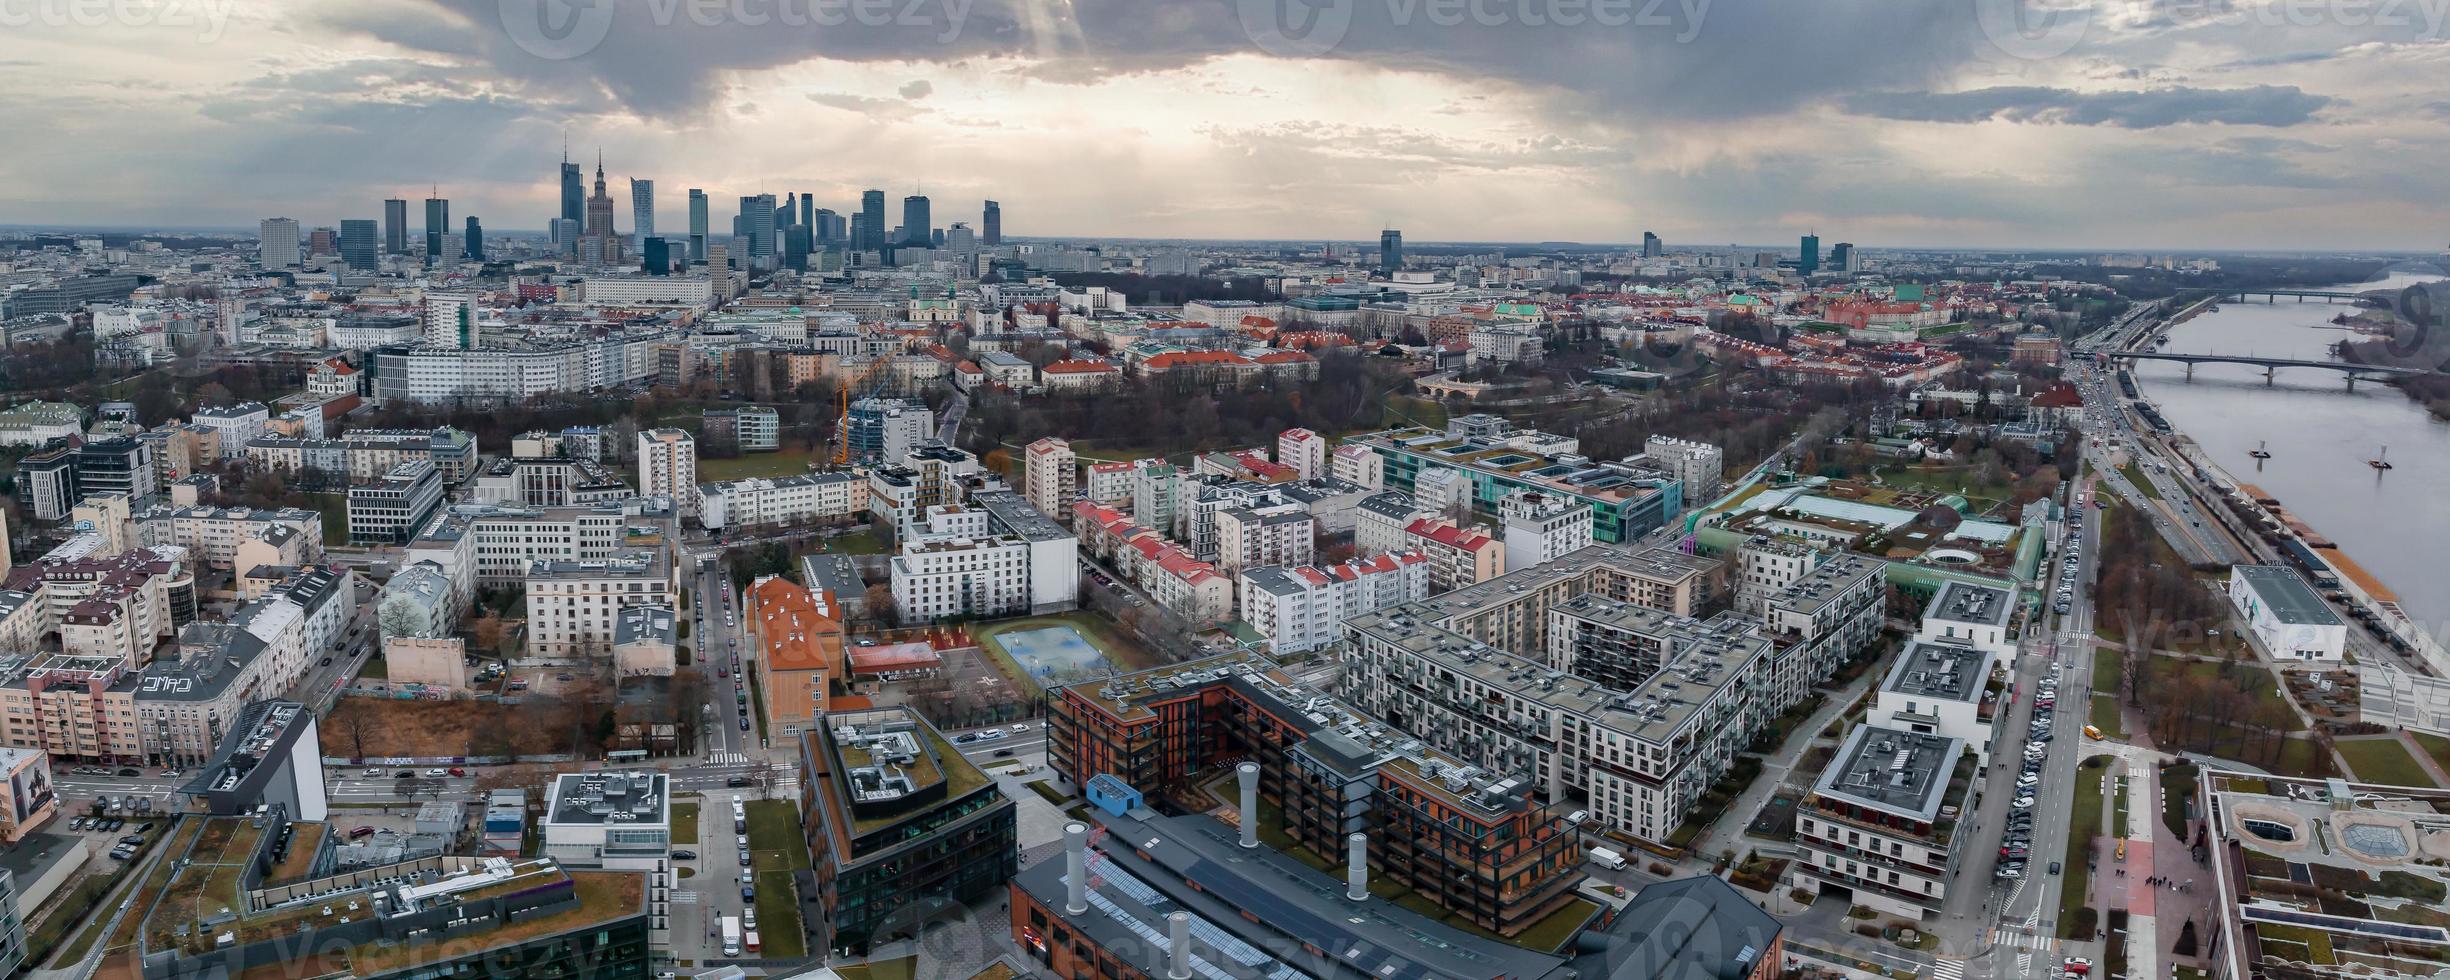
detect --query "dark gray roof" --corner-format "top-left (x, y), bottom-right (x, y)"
top-left (1925, 581), bottom-right (2015, 628)
top-left (137, 623), bottom-right (267, 702)
top-left (1811, 724), bottom-right (1963, 823)
top-left (1357, 490), bottom-right (1422, 521)
top-left (800, 553), bottom-right (865, 598)
top-left (2234, 565), bottom-right (2343, 626)
top-left (1575, 875), bottom-right (1782, 980)
top-left (969, 489), bottom-right (1069, 542)
top-left (1881, 640), bottom-right (1992, 704)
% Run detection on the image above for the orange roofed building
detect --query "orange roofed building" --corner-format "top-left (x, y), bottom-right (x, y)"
top-left (747, 575), bottom-right (845, 739)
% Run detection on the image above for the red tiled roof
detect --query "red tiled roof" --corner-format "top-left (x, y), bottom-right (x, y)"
top-left (1043, 359), bottom-right (1120, 374)
top-left (1144, 351), bottom-right (1252, 370)
top-left (1405, 518), bottom-right (1494, 551)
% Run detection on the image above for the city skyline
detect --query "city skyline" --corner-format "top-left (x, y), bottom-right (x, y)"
top-left (0, 1), bottom-right (2445, 249)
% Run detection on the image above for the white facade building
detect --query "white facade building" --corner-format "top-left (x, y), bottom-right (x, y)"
top-left (1238, 551), bottom-right (1429, 653)
top-left (636, 428), bottom-right (698, 517)
top-left (2227, 565), bottom-right (2348, 662)
top-left (1499, 490), bottom-right (1593, 572)
top-left (1276, 429), bottom-right (1327, 481)
top-left (696, 473), bottom-right (867, 531)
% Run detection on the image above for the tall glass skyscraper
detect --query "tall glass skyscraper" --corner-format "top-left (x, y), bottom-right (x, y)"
top-left (423, 197), bottom-right (449, 265)
top-left (739, 194), bottom-right (776, 259)
top-left (338, 219), bottom-right (378, 270)
top-left (1798, 233), bottom-right (1821, 276)
top-left (1379, 229), bottom-right (1403, 274)
top-left (464, 216), bottom-right (483, 261)
top-left (982, 200), bottom-right (1001, 245)
top-left (629, 178), bottom-right (655, 243)
top-left (687, 189), bottom-right (709, 264)
top-left (383, 198), bottom-right (408, 254)
top-left (860, 190), bottom-right (886, 252)
top-left (901, 195), bottom-right (932, 247)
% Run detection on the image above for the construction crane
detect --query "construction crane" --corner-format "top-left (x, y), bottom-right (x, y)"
top-left (831, 356), bottom-right (900, 466)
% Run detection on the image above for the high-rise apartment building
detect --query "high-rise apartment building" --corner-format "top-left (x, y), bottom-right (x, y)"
top-left (257, 218), bottom-right (300, 269)
top-left (1023, 437), bottom-right (1075, 519)
top-left (337, 219), bottom-right (378, 270)
top-left (383, 198), bottom-right (408, 254)
top-left (1499, 489), bottom-right (1594, 571)
top-left (635, 428), bottom-right (698, 517)
top-left (423, 196), bottom-right (449, 264)
top-left (423, 293), bottom-right (474, 350)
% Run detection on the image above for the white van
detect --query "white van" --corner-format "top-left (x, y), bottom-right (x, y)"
top-left (1588, 846), bottom-right (1629, 870)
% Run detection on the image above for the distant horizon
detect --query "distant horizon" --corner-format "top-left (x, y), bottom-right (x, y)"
top-left (3, 224), bottom-right (2443, 262)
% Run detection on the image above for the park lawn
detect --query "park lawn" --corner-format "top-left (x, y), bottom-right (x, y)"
top-left (2058, 755), bottom-right (2110, 939)
top-left (307, 491), bottom-right (350, 545)
top-left (2274, 738), bottom-right (2329, 779)
top-left (2089, 696), bottom-right (2125, 740)
top-left (670, 803), bottom-right (700, 846)
top-left (2415, 732), bottom-right (2450, 776)
top-left (818, 528), bottom-right (891, 555)
top-left (1873, 465), bottom-right (2013, 508)
top-left (744, 800), bottom-right (812, 871)
top-left (2157, 655), bottom-right (2291, 718)
top-left (2336, 738), bottom-right (2440, 787)
top-left (752, 870), bottom-right (807, 959)
top-left (695, 451), bottom-right (825, 483)
top-left (2094, 647), bottom-right (2125, 695)
top-left (2121, 463), bottom-right (2162, 500)
top-left (2160, 763), bottom-right (2198, 838)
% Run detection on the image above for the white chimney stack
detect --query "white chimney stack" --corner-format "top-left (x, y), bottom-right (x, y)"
top-left (1346, 832), bottom-right (1369, 902)
top-left (1167, 910), bottom-right (1194, 979)
top-left (1237, 762), bottom-right (1260, 848)
top-left (1065, 822), bottom-right (1089, 914)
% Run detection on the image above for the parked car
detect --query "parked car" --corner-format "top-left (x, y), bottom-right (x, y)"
top-left (672, 849), bottom-right (698, 860)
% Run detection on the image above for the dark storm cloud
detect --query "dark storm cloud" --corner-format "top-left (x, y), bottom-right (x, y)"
top-left (323, 0), bottom-right (1989, 123)
top-left (1840, 85), bottom-right (2331, 128)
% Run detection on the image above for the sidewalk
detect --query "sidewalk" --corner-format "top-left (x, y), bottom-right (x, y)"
top-left (1694, 668), bottom-right (1877, 863)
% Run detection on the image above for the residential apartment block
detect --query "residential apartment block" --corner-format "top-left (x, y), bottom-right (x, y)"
top-left (1354, 416), bottom-right (1684, 543)
top-left (1238, 551), bottom-right (1429, 654)
top-left (1789, 725), bottom-right (1975, 919)
top-left (635, 428), bottom-right (698, 517)
top-left (524, 549), bottom-right (677, 660)
top-left (696, 472), bottom-right (866, 531)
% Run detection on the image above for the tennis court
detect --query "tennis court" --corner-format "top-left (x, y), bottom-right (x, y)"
top-left (996, 626), bottom-right (1113, 687)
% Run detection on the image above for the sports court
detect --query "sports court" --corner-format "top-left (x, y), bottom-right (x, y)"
top-left (995, 625), bottom-right (1113, 688)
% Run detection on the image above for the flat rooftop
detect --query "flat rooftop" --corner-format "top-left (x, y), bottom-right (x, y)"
top-left (1881, 640), bottom-right (1993, 704)
top-left (968, 488), bottom-right (1070, 542)
top-left (1811, 724), bottom-right (1965, 823)
top-left (1767, 553), bottom-right (1883, 615)
top-left (1415, 544), bottom-right (1716, 620)
top-left (2234, 564), bottom-right (2344, 626)
top-left (1925, 580), bottom-right (2015, 628)
top-left (542, 772), bottom-right (668, 826)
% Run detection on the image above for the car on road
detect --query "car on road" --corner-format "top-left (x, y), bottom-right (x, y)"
top-left (726, 775), bottom-right (751, 787)
top-left (994, 749), bottom-right (1014, 757)
top-left (2064, 958), bottom-right (2092, 975)
top-left (2050, 861), bottom-right (2062, 875)
top-left (117, 767), bottom-right (139, 776)
top-left (1010, 723), bottom-right (1032, 733)
top-left (672, 849), bottom-right (697, 860)
top-left (425, 768), bottom-right (448, 778)
top-left (364, 768), bottom-right (382, 777)
top-left (741, 885), bottom-right (756, 901)
top-left (395, 771), bottom-right (414, 778)
top-left (740, 717), bottom-right (750, 731)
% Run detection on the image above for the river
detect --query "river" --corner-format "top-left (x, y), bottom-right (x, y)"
top-left (2129, 271), bottom-right (2450, 629)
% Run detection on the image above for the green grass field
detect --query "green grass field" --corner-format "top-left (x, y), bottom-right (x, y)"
top-left (2059, 756), bottom-right (2110, 939)
top-left (2337, 738), bottom-right (2439, 787)
top-left (2415, 732), bottom-right (2450, 777)
top-left (670, 802), bottom-right (699, 846)
top-left (742, 799), bottom-right (811, 958)
top-left (696, 451), bottom-right (826, 483)
top-left (2089, 696), bottom-right (2124, 740)
top-left (2120, 463), bottom-right (2162, 500)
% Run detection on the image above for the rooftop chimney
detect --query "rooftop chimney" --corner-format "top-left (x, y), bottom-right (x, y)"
top-left (1346, 832), bottom-right (1369, 902)
top-left (1065, 822), bottom-right (1089, 915)
top-left (1237, 762), bottom-right (1260, 848)
top-left (1167, 910), bottom-right (1194, 980)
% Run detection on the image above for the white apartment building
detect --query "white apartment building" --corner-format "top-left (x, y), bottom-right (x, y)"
top-left (697, 473), bottom-right (867, 531)
top-left (525, 549), bottom-right (678, 660)
top-left (1733, 537), bottom-right (1816, 615)
top-left (583, 276), bottom-right (714, 305)
top-left (1330, 443), bottom-right (1383, 491)
top-left (1213, 505), bottom-right (1315, 577)
top-left (636, 428), bottom-right (698, 517)
top-left (1238, 551), bottom-right (1429, 654)
top-left (888, 511), bottom-right (1033, 624)
top-left (346, 459), bottom-right (444, 545)
top-left (1914, 581), bottom-right (2018, 660)
top-left (1354, 491), bottom-right (1427, 559)
top-left (0, 401), bottom-right (85, 448)
top-left (1499, 490), bottom-right (1593, 572)
top-left (2227, 565), bottom-right (2349, 663)
top-left (1276, 428), bottom-right (1327, 481)
top-left (1083, 460), bottom-right (1133, 505)
top-left (1024, 437), bottom-right (1076, 519)
top-left (1873, 640), bottom-right (1999, 764)
top-left (189, 403), bottom-right (270, 459)
top-left (133, 504), bottom-right (322, 572)
top-left (423, 293), bottom-right (475, 349)
top-left (1791, 725), bottom-right (1972, 920)
top-left (1643, 436), bottom-right (1725, 503)
top-left (366, 333), bottom-right (671, 404)
top-left (408, 498), bottom-right (677, 607)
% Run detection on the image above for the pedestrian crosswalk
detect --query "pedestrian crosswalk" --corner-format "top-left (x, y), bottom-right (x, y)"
top-left (671, 891), bottom-right (699, 904)
top-left (1931, 957), bottom-right (1965, 980)
top-left (707, 751), bottom-right (752, 765)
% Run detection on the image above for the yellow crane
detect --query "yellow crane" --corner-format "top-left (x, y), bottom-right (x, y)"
top-left (831, 356), bottom-right (899, 466)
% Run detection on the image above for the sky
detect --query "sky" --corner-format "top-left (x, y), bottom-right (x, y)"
top-left (3, 0), bottom-right (2449, 250)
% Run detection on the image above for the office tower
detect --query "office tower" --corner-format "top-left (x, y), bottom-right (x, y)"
top-left (1799, 233), bottom-right (1821, 276)
top-left (900, 195), bottom-right (932, 247)
top-left (813, 208), bottom-right (842, 243)
top-left (629, 178), bottom-right (655, 243)
top-left (1379, 228), bottom-right (1403, 274)
top-left (338, 219), bottom-right (378, 270)
top-left (307, 227), bottom-right (338, 256)
top-left (707, 241), bottom-right (730, 300)
top-left (739, 194), bottom-right (776, 259)
top-left (944, 224), bottom-right (975, 252)
top-left (687, 189), bottom-right (708, 264)
top-left (1829, 242), bottom-right (1855, 273)
top-left (463, 216), bottom-right (483, 261)
top-left (798, 195), bottom-right (812, 229)
top-left (559, 152), bottom-right (584, 225)
top-left (258, 217), bottom-right (300, 268)
top-left (860, 190), bottom-right (886, 251)
top-left (424, 293), bottom-right (474, 350)
top-left (423, 196), bottom-right (449, 264)
top-left (982, 200), bottom-right (1001, 245)
top-left (784, 225), bottom-right (812, 271)
top-left (781, 192), bottom-right (796, 232)
top-left (549, 218), bottom-right (582, 256)
top-left (642, 236), bottom-right (670, 275)
top-left (931, 228), bottom-right (945, 248)
top-left (849, 214), bottom-right (869, 252)
top-left (1641, 231), bottom-right (1662, 258)
top-left (383, 198), bottom-right (409, 254)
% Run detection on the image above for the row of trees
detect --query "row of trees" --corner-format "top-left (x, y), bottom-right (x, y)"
top-left (961, 348), bottom-right (1405, 457)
